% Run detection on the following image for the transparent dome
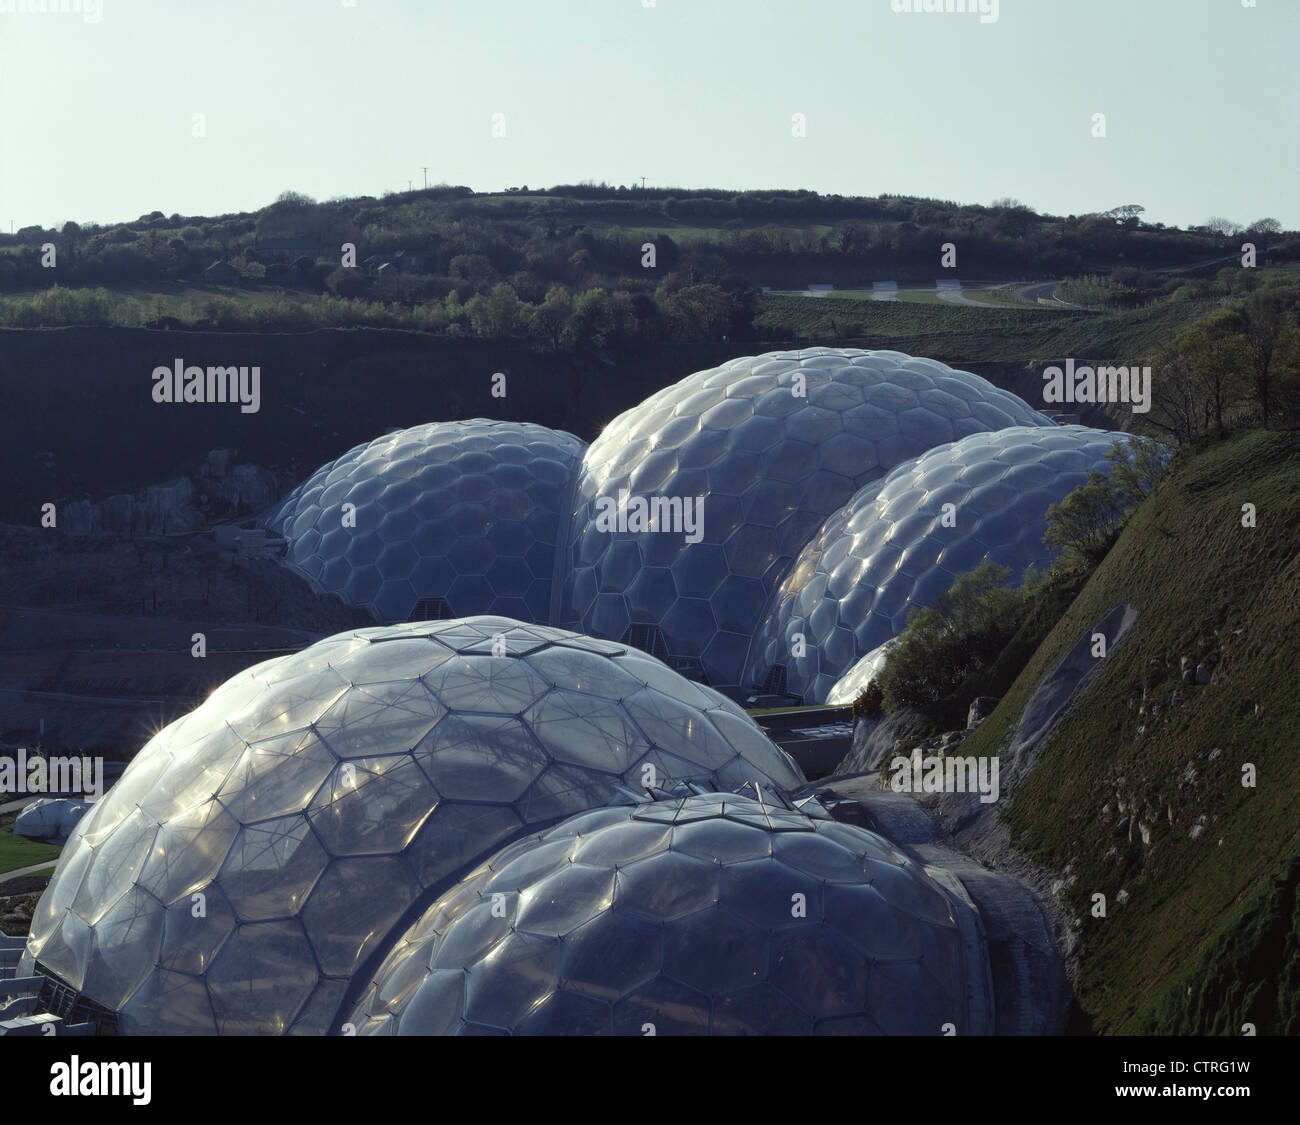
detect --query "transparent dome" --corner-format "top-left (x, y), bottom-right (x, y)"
top-left (561, 348), bottom-right (1051, 692)
top-left (747, 426), bottom-right (1138, 703)
top-left (264, 420), bottom-right (586, 624)
top-left (826, 641), bottom-right (896, 707)
top-left (24, 618), bottom-right (802, 1035)
top-left (348, 789), bottom-right (982, 1035)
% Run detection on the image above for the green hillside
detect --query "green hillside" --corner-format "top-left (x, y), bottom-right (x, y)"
top-left (1, 184), bottom-right (1291, 346)
top-left (961, 428), bottom-right (1300, 1033)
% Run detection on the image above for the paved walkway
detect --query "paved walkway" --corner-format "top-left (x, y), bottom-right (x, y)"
top-left (0, 860), bottom-right (58, 885)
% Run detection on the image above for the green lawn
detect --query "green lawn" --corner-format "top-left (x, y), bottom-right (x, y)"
top-left (0, 824), bottom-right (62, 876)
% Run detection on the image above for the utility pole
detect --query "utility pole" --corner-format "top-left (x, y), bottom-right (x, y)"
top-left (640, 177), bottom-right (646, 190)
top-left (421, 167), bottom-right (429, 190)
top-left (408, 180), bottom-right (414, 192)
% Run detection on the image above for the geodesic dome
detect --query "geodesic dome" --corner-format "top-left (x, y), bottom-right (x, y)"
top-left (348, 788), bottom-right (988, 1035)
top-left (264, 420), bottom-right (585, 624)
top-left (826, 641), bottom-right (896, 707)
top-left (13, 798), bottom-right (90, 841)
top-left (23, 617), bottom-right (802, 1036)
top-left (746, 425), bottom-right (1139, 704)
top-left (561, 348), bottom-right (1051, 692)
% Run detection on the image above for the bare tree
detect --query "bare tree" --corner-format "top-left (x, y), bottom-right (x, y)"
top-left (1220, 289), bottom-right (1295, 424)
top-left (1148, 321), bottom-right (1249, 441)
top-left (1205, 216), bottom-right (1243, 238)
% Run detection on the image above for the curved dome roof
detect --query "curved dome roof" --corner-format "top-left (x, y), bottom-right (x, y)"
top-left (24, 618), bottom-right (802, 1036)
top-left (826, 641), bottom-right (896, 707)
top-left (348, 789), bottom-right (980, 1035)
top-left (561, 348), bottom-right (1051, 691)
top-left (747, 425), bottom-right (1139, 704)
top-left (264, 420), bottom-right (586, 624)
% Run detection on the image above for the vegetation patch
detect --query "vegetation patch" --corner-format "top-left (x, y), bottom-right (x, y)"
top-left (0, 817), bottom-right (62, 877)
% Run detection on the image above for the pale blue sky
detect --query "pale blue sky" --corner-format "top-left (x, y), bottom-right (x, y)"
top-left (1, 0), bottom-right (1296, 232)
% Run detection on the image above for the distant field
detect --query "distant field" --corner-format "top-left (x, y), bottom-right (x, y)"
top-left (962, 287), bottom-right (1045, 308)
top-left (1057, 277), bottom-right (1113, 308)
top-left (591, 221), bottom-right (838, 244)
top-left (754, 291), bottom-right (1220, 363)
top-left (3, 279), bottom-right (304, 309)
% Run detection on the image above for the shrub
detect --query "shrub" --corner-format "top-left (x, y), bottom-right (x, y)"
top-left (877, 562), bottom-right (1023, 710)
top-left (1043, 437), bottom-right (1171, 570)
top-left (466, 281), bottom-right (527, 338)
top-left (852, 680), bottom-right (884, 719)
top-left (325, 266), bottom-right (368, 299)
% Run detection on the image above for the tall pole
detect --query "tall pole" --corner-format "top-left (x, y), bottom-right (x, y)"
top-left (422, 167), bottom-right (429, 190)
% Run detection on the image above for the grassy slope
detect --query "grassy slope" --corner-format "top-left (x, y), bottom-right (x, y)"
top-left (1134, 847), bottom-right (1300, 1035)
top-left (961, 429), bottom-right (1300, 1033)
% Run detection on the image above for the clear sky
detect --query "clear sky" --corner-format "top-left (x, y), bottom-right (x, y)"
top-left (1, 0), bottom-right (1296, 232)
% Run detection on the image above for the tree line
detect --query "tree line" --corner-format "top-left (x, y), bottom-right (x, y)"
top-left (2, 186), bottom-right (1293, 299)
